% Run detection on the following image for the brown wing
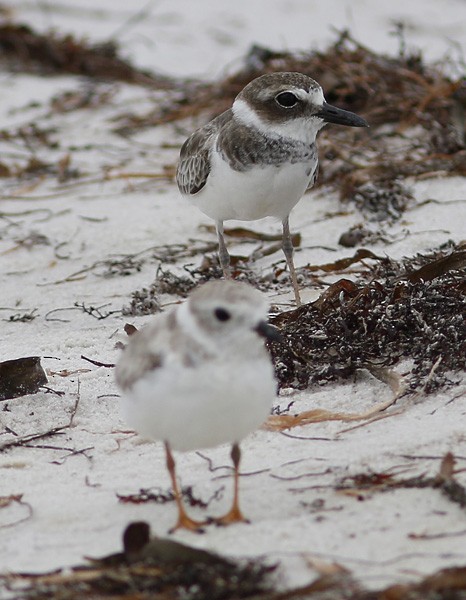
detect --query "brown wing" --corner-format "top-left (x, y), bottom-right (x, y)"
top-left (176, 110), bottom-right (233, 195)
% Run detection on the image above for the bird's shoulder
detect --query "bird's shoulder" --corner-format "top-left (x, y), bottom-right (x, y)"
top-left (176, 109), bottom-right (233, 195)
top-left (115, 309), bottom-right (212, 391)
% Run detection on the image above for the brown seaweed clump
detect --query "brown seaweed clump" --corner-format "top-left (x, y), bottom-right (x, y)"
top-left (269, 241), bottom-right (466, 393)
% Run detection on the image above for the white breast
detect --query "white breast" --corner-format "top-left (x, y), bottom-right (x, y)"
top-left (120, 354), bottom-right (275, 452)
top-left (190, 147), bottom-right (316, 223)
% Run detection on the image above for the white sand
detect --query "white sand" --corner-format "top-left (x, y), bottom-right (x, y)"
top-left (1, 0), bottom-right (465, 592)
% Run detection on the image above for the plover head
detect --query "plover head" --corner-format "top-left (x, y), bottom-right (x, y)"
top-left (232, 72), bottom-right (368, 143)
top-left (177, 280), bottom-right (280, 349)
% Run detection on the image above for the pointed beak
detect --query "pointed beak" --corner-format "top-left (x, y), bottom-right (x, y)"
top-left (316, 101), bottom-right (368, 128)
top-left (255, 320), bottom-right (283, 343)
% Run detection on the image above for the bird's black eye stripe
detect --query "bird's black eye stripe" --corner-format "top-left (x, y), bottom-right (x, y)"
top-left (214, 307), bottom-right (231, 322)
top-left (275, 91), bottom-right (298, 108)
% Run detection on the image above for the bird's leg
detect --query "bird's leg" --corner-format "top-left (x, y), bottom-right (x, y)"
top-left (282, 217), bottom-right (302, 306)
top-left (216, 220), bottom-right (231, 278)
top-left (213, 443), bottom-right (249, 526)
top-left (164, 442), bottom-right (206, 533)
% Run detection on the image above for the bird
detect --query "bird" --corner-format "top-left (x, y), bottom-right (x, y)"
top-left (115, 280), bottom-right (280, 533)
top-left (176, 71), bottom-right (368, 306)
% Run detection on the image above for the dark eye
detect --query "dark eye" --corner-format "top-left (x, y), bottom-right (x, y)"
top-left (275, 91), bottom-right (298, 108)
top-left (214, 307), bottom-right (231, 322)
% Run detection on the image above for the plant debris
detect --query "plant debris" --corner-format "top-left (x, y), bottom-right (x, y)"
top-left (0, 357), bottom-right (48, 401)
top-left (74, 302), bottom-right (121, 320)
top-left (122, 285), bottom-right (163, 316)
top-left (269, 241), bottom-right (466, 392)
top-left (8, 515), bottom-right (466, 599)
top-left (1, 521), bottom-right (275, 599)
top-left (349, 179), bottom-right (413, 222)
top-left (0, 494), bottom-right (33, 529)
top-left (0, 22), bottom-right (172, 87)
top-left (337, 453), bottom-right (466, 511)
top-left (117, 485), bottom-right (222, 511)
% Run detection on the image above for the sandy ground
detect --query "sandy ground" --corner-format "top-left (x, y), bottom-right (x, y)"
top-left (1, 0), bottom-right (466, 594)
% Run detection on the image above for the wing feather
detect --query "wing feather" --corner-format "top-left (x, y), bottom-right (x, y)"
top-left (176, 110), bottom-right (233, 195)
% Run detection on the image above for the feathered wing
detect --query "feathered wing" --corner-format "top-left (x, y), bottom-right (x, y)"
top-left (115, 310), bottom-right (211, 391)
top-left (115, 320), bottom-right (167, 391)
top-left (176, 110), bottom-right (233, 195)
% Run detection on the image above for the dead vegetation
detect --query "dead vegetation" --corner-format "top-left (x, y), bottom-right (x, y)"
top-left (1, 22), bottom-right (464, 396)
top-left (114, 239), bottom-right (465, 396)
top-left (268, 241), bottom-right (466, 393)
top-left (0, 21), bottom-right (464, 206)
top-left (0, 22), bottom-right (172, 87)
top-left (4, 456), bottom-right (466, 600)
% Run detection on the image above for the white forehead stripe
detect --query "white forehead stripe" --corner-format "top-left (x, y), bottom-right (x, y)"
top-left (305, 87), bottom-right (325, 105)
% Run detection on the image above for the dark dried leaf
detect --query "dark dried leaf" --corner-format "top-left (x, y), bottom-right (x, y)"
top-left (405, 248), bottom-right (466, 282)
top-left (80, 355), bottom-right (115, 369)
top-left (336, 453), bottom-right (466, 513)
top-left (0, 356), bottom-right (47, 401)
top-left (304, 248), bottom-right (384, 274)
top-left (123, 323), bottom-right (138, 336)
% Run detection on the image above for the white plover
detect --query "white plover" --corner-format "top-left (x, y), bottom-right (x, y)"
top-left (115, 280), bottom-right (279, 532)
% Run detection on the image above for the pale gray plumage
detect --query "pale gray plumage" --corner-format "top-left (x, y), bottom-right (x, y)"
top-left (115, 280), bottom-right (279, 532)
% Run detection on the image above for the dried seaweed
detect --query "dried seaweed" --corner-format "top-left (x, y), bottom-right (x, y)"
top-left (122, 285), bottom-right (163, 316)
top-left (74, 301), bottom-right (121, 320)
top-left (1, 522), bottom-right (275, 600)
top-left (338, 224), bottom-right (405, 248)
top-left (95, 255), bottom-right (145, 278)
top-left (337, 454), bottom-right (466, 511)
top-left (1, 23), bottom-right (463, 224)
top-left (0, 22), bottom-right (172, 87)
top-left (265, 366), bottom-right (404, 431)
top-left (117, 485), bottom-right (223, 510)
top-left (7, 515), bottom-right (466, 600)
top-left (349, 180), bottom-right (413, 222)
top-left (269, 241), bottom-right (466, 392)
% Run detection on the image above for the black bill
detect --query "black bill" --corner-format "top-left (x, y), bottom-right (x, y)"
top-left (317, 101), bottom-right (368, 127)
top-left (255, 320), bottom-right (283, 343)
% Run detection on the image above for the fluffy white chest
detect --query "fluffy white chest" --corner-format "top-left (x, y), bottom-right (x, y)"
top-left (120, 352), bottom-right (275, 452)
top-left (189, 147), bottom-right (316, 223)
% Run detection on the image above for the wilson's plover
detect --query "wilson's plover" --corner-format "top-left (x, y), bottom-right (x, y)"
top-left (177, 71), bottom-right (368, 305)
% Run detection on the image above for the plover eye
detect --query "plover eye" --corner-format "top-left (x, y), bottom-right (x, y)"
top-left (275, 91), bottom-right (298, 108)
top-left (214, 307), bottom-right (231, 322)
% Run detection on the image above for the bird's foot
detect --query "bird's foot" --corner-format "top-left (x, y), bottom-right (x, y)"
top-left (210, 506), bottom-right (250, 527)
top-left (169, 514), bottom-right (208, 534)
